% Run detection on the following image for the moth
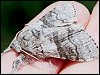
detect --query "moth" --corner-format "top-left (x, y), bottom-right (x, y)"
top-left (3, 2), bottom-right (99, 62)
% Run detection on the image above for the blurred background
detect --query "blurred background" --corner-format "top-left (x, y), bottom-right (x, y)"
top-left (1, 1), bottom-right (97, 52)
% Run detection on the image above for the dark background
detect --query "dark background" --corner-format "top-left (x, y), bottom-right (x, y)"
top-left (1, 1), bottom-right (97, 52)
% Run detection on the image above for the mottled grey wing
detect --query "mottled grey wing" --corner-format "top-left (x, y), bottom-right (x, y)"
top-left (40, 2), bottom-right (77, 27)
top-left (4, 2), bottom-right (98, 62)
top-left (60, 23), bottom-right (99, 61)
top-left (7, 2), bottom-right (77, 59)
